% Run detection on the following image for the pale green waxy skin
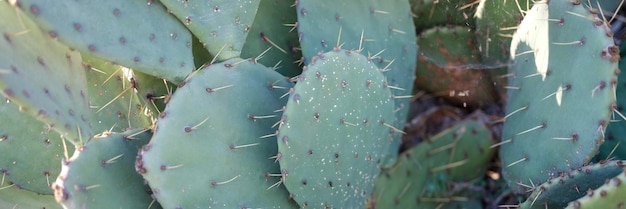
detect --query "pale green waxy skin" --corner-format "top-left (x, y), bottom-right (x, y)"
top-left (138, 58), bottom-right (297, 209)
top-left (14, 0), bottom-right (194, 83)
top-left (277, 49), bottom-right (395, 209)
top-left (0, 94), bottom-right (74, 195)
top-left (296, 0), bottom-right (417, 167)
top-left (501, 0), bottom-right (618, 193)
top-left (53, 129), bottom-right (160, 209)
top-left (372, 118), bottom-right (493, 208)
top-left (0, 2), bottom-right (92, 144)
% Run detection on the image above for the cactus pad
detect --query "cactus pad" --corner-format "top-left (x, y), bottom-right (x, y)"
top-left (277, 49), bottom-right (395, 208)
top-left (138, 58), bottom-right (297, 208)
top-left (52, 129), bottom-right (159, 209)
top-left (501, 0), bottom-right (619, 193)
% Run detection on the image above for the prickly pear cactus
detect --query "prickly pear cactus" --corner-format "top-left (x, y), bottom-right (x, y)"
top-left (11, 0), bottom-right (194, 83)
top-left (520, 161), bottom-right (626, 209)
top-left (0, 1), bottom-right (92, 144)
top-left (371, 117), bottom-right (493, 208)
top-left (161, 0), bottom-right (260, 61)
top-left (296, 0), bottom-right (417, 167)
top-left (52, 129), bottom-right (159, 209)
top-left (276, 49), bottom-right (395, 208)
top-left (565, 169), bottom-right (626, 209)
top-left (501, 0), bottom-right (619, 193)
top-left (137, 58), bottom-right (297, 208)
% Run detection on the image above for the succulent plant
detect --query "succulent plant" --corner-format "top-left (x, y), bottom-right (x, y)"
top-left (2, 0), bottom-right (626, 208)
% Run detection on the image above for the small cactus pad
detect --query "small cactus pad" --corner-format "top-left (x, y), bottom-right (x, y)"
top-left (160, 0), bottom-right (261, 61)
top-left (0, 186), bottom-right (60, 209)
top-left (410, 0), bottom-right (478, 33)
top-left (277, 49), bottom-right (395, 208)
top-left (0, 2), bottom-right (92, 144)
top-left (0, 94), bottom-right (74, 194)
top-left (82, 55), bottom-right (151, 133)
top-left (13, 0), bottom-right (194, 83)
top-left (415, 25), bottom-right (498, 107)
top-left (475, 0), bottom-right (530, 66)
top-left (520, 161), bottom-right (625, 209)
top-left (138, 58), bottom-right (297, 208)
top-left (240, 0), bottom-right (302, 77)
top-left (501, 0), bottom-right (619, 193)
top-left (296, 0), bottom-right (417, 167)
top-left (565, 169), bottom-right (626, 209)
top-left (52, 129), bottom-right (160, 209)
top-left (372, 118), bottom-right (493, 208)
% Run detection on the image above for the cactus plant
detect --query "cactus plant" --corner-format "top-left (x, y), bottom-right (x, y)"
top-left (3, 0), bottom-right (626, 208)
top-left (276, 49), bottom-right (395, 208)
top-left (371, 117), bottom-right (494, 208)
top-left (137, 58), bottom-right (297, 208)
top-left (500, 0), bottom-right (619, 194)
top-left (52, 129), bottom-right (159, 209)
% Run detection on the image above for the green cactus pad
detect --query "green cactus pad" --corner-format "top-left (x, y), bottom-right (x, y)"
top-left (52, 129), bottom-right (160, 209)
top-left (296, 0), bottom-right (417, 167)
top-left (240, 0), bottom-right (302, 78)
top-left (160, 0), bottom-right (260, 61)
top-left (565, 169), bottom-right (626, 209)
top-left (0, 95), bottom-right (74, 194)
top-left (475, 0), bottom-right (530, 66)
top-left (372, 118), bottom-right (493, 208)
top-left (501, 0), bottom-right (619, 193)
top-left (410, 0), bottom-right (478, 33)
top-left (13, 0), bottom-right (194, 83)
top-left (82, 55), bottom-right (152, 134)
top-left (416, 25), bottom-right (498, 107)
top-left (0, 2), bottom-right (92, 145)
top-left (138, 58), bottom-right (297, 208)
top-left (0, 185), bottom-right (60, 209)
top-left (519, 161), bottom-right (625, 209)
top-left (276, 49), bottom-right (395, 208)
